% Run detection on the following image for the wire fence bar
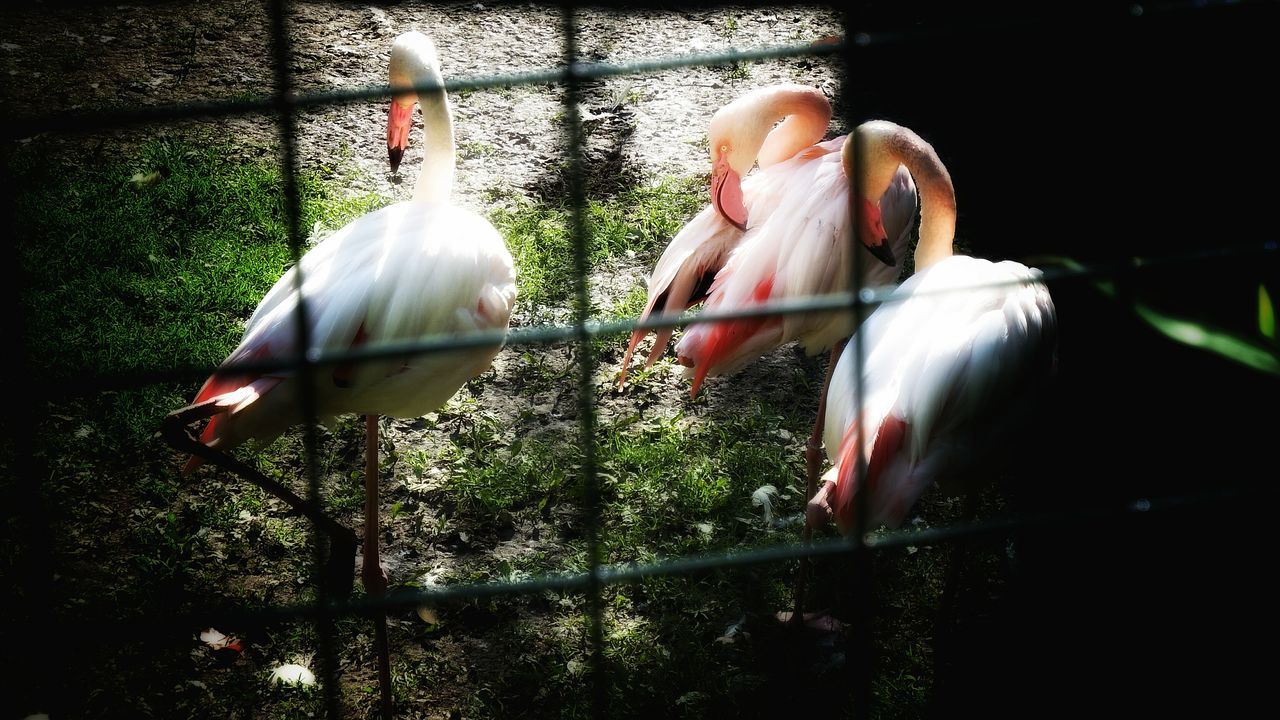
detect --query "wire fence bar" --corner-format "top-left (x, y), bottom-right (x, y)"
top-left (265, 0), bottom-right (344, 714)
top-left (36, 481), bottom-right (1253, 635)
top-left (4, 0), bottom-right (1271, 142)
top-left (560, 4), bottom-right (609, 714)
top-left (5, 0), bottom-right (1278, 716)
top-left (1, 39), bottom-right (849, 141)
top-left (841, 35), bottom-right (875, 716)
top-left (36, 238), bottom-right (1280, 402)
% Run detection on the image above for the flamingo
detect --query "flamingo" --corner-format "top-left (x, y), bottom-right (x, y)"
top-left (635, 112), bottom-right (918, 553)
top-left (161, 31), bottom-right (516, 716)
top-left (796, 120), bottom-right (1057, 620)
top-left (618, 84), bottom-right (909, 385)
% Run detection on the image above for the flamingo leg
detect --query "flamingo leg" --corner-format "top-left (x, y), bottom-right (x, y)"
top-left (160, 399), bottom-right (356, 599)
top-left (363, 414), bottom-right (394, 719)
top-left (789, 341), bottom-right (846, 627)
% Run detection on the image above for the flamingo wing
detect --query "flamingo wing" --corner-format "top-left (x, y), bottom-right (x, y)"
top-left (673, 139), bottom-right (916, 389)
top-left (824, 255), bottom-right (1057, 531)
top-left (189, 202), bottom-right (515, 460)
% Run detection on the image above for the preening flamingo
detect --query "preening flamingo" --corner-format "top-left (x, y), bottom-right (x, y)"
top-left (795, 120), bottom-right (1057, 620)
top-left (618, 84), bottom-right (909, 384)
top-left (672, 136), bottom-right (917, 396)
top-left (162, 31), bottom-right (516, 715)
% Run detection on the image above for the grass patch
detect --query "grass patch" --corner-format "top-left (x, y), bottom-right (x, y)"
top-left (13, 139), bottom-right (385, 446)
top-left (7, 139), bottom-right (994, 719)
top-left (490, 176), bottom-right (704, 313)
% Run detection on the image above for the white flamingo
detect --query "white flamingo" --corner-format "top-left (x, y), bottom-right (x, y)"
top-left (619, 84), bottom-right (914, 385)
top-left (163, 31), bottom-right (515, 715)
top-left (794, 120), bottom-right (1057, 624)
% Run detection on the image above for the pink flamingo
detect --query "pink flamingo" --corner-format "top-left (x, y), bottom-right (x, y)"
top-left (618, 84), bottom-right (910, 384)
top-left (162, 31), bottom-right (516, 716)
top-left (797, 120), bottom-right (1057, 621)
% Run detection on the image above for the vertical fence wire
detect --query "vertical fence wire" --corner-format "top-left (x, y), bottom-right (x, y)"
top-left (4, 1), bottom-right (1277, 717)
top-left (265, 0), bottom-right (342, 714)
top-left (558, 5), bottom-right (610, 716)
top-left (840, 22), bottom-right (877, 713)
top-left (2, 162), bottom-right (58, 719)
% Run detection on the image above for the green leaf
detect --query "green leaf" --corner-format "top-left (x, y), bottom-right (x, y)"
top-left (1027, 255), bottom-right (1279, 376)
top-left (1133, 301), bottom-right (1280, 376)
top-left (1260, 284), bottom-right (1276, 340)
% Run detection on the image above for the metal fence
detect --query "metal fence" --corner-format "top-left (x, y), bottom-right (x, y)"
top-left (4, 0), bottom-right (1277, 717)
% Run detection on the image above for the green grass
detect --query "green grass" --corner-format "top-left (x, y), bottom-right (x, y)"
top-left (6, 139), bottom-right (976, 719)
top-left (13, 140), bottom-right (385, 445)
top-left (491, 176), bottom-right (704, 312)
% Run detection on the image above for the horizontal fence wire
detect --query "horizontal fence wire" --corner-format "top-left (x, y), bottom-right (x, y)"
top-left (0, 0), bottom-right (1262, 142)
top-left (5, 0), bottom-right (1277, 716)
top-left (30, 239), bottom-right (1279, 401)
top-left (27, 481), bottom-right (1254, 634)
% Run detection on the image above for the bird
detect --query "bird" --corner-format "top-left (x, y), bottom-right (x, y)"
top-left (672, 135), bottom-right (918, 397)
top-left (640, 107), bottom-right (918, 520)
top-left (161, 31), bottom-right (516, 716)
top-left (618, 84), bottom-right (910, 385)
top-left (797, 120), bottom-right (1057, 619)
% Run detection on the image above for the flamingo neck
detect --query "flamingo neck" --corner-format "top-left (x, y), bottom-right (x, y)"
top-left (411, 87), bottom-right (455, 204)
top-left (854, 121), bottom-right (957, 271)
top-left (390, 33), bottom-right (456, 204)
top-left (710, 84), bottom-right (832, 176)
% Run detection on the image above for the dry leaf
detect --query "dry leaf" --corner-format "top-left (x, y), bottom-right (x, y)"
top-left (269, 663), bottom-right (316, 686)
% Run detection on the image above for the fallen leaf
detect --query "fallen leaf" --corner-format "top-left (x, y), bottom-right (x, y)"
top-left (129, 170), bottom-right (164, 188)
top-left (269, 663), bottom-right (316, 686)
top-left (751, 484), bottom-right (779, 525)
top-left (199, 627), bottom-right (243, 652)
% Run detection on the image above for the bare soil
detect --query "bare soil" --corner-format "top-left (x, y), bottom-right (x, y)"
top-left (2, 2), bottom-right (875, 718)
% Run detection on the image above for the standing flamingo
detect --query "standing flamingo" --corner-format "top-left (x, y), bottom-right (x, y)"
top-left (162, 31), bottom-right (516, 716)
top-left (652, 111), bottom-right (919, 527)
top-left (796, 120), bottom-right (1057, 621)
top-left (618, 84), bottom-right (909, 384)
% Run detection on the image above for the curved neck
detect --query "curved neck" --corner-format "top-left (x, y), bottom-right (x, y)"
top-left (850, 121), bottom-right (956, 270)
top-left (410, 88), bottom-right (455, 204)
top-left (389, 34), bottom-right (455, 204)
top-left (710, 84), bottom-right (831, 175)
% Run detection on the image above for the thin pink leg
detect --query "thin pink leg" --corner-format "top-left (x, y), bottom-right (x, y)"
top-left (789, 341), bottom-right (846, 625)
top-left (364, 415), bottom-right (394, 719)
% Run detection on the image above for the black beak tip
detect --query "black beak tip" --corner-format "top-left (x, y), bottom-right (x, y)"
top-left (388, 147), bottom-right (403, 174)
top-left (868, 239), bottom-right (896, 267)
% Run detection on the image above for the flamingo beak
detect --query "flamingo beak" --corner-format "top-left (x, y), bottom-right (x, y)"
top-left (711, 157), bottom-right (748, 231)
top-left (858, 197), bottom-right (896, 266)
top-left (386, 99), bottom-right (415, 173)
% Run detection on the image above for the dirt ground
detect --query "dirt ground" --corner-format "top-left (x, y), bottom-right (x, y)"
top-left (0, 0), bottom-right (848, 464)
top-left (1, 1), bottom-right (842, 206)
top-left (2, 2), bottom-right (866, 717)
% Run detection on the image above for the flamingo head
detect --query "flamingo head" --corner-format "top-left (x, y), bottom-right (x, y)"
top-left (386, 98), bottom-right (415, 173)
top-left (710, 146), bottom-right (748, 231)
top-left (857, 196), bottom-right (896, 267)
top-left (842, 136), bottom-right (898, 267)
top-left (386, 31), bottom-right (442, 174)
top-left (708, 103), bottom-right (757, 232)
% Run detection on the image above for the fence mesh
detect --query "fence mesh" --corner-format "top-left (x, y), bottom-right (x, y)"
top-left (3, 1), bottom-right (1277, 718)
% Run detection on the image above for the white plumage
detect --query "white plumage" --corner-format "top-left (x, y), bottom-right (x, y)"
top-left (620, 84), bottom-right (912, 385)
top-left (797, 120), bottom-right (1058, 536)
top-left (183, 31), bottom-right (515, 467)
top-left (818, 255), bottom-right (1057, 533)
top-left (673, 137), bottom-right (916, 387)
